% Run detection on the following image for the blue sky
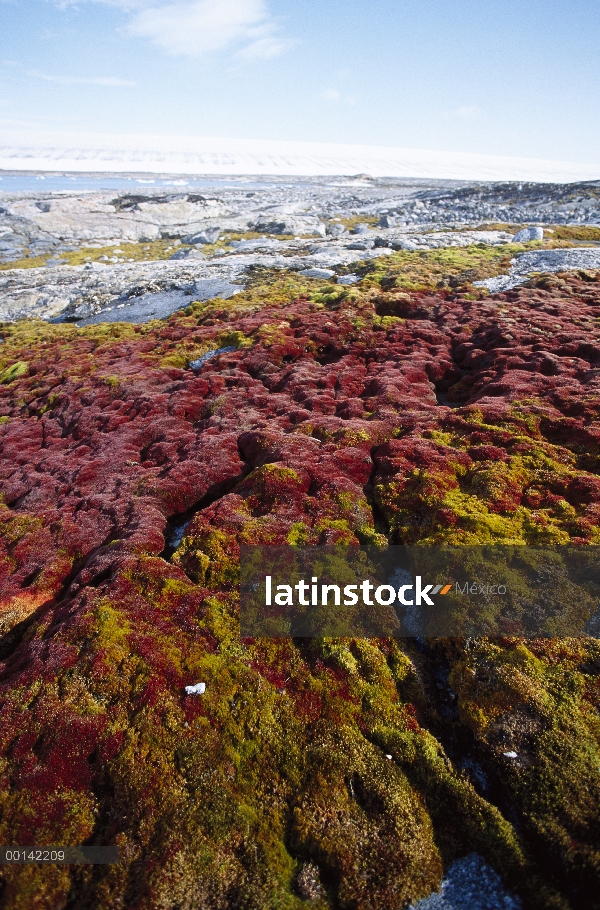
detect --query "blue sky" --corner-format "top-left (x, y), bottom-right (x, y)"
top-left (1, 0), bottom-right (599, 164)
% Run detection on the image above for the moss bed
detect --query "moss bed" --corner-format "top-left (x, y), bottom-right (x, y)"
top-left (1, 252), bottom-right (600, 908)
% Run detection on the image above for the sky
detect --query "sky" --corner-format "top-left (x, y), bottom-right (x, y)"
top-left (0, 0), bottom-right (599, 168)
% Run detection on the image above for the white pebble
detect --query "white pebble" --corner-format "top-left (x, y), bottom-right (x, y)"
top-left (185, 682), bottom-right (206, 695)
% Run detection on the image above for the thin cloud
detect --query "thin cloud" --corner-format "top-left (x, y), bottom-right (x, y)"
top-left (443, 105), bottom-right (480, 121)
top-left (317, 88), bottom-right (356, 106)
top-left (319, 88), bottom-right (341, 102)
top-left (29, 70), bottom-right (136, 86)
top-left (238, 34), bottom-right (290, 60)
top-left (127, 0), bottom-right (288, 58)
top-left (53, 0), bottom-right (291, 59)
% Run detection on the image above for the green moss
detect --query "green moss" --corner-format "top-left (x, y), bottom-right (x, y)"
top-left (286, 522), bottom-right (311, 546)
top-left (358, 243), bottom-right (558, 293)
top-left (373, 314), bottom-right (405, 330)
top-left (0, 361), bottom-right (29, 384)
top-left (0, 239), bottom-right (185, 272)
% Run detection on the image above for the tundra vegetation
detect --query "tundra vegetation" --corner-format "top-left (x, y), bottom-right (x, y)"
top-left (1, 243), bottom-right (600, 909)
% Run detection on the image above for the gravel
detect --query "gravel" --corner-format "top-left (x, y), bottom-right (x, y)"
top-left (475, 248), bottom-right (600, 293)
top-left (410, 854), bottom-right (522, 910)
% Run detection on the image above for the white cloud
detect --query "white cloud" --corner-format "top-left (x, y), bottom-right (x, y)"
top-left (57, 0), bottom-right (291, 58)
top-left (30, 70), bottom-right (136, 86)
top-left (128, 0), bottom-right (288, 58)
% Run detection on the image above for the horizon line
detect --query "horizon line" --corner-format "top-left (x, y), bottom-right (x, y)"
top-left (0, 131), bottom-right (598, 183)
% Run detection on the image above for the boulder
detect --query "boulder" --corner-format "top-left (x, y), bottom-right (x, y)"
top-left (326, 223), bottom-right (349, 238)
top-left (513, 226), bottom-right (544, 242)
top-left (298, 268), bottom-right (336, 279)
top-left (391, 238), bottom-right (418, 251)
top-left (347, 240), bottom-right (374, 250)
top-left (182, 228), bottom-right (221, 245)
top-left (169, 247), bottom-right (207, 260)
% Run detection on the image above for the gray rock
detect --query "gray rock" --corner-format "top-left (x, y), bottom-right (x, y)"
top-left (189, 346), bottom-right (237, 370)
top-left (75, 278), bottom-right (239, 326)
top-left (475, 247), bottom-right (600, 293)
top-left (182, 227), bottom-right (221, 245)
top-left (410, 853), bottom-right (522, 910)
top-left (512, 226), bottom-right (544, 242)
top-left (169, 247), bottom-right (206, 260)
top-left (391, 239), bottom-right (418, 251)
top-left (229, 238), bottom-right (281, 251)
top-left (347, 239), bottom-right (375, 250)
top-left (77, 288), bottom-right (196, 325)
top-left (352, 223), bottom-right (370, 234)
top-left (338, 274), bottom-right (360, 285)
top-left (298, 267), bottom-right (336, 279)
top-left (326, 222), bottom-right (348, 238)
top-left (193, 278), bottom-right (241, 300)
top-left (378, 214), bottom-right (396, 228)
top-left (253, 220), bottom-right (287, 235)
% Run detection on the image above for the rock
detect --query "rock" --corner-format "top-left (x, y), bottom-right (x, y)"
top-left (391, 239), bottom-right (418, 251)
top-left (188, 346), bottom-right (237, 370)
top-left (169, 248), bottom-right (206, 260)
top-left (298, 267), bottom-right (336, 279)
top-left (326, 223), bottom-right (349, 238)
top-left (411, 854), bottom-right (522, 910)
top-left (296, 863), bottom-right (323, 901)
top-left (182, 228), bottom-right (221, 245)
top-left (229, 238), bottom-right (281, 251)
top-left (253, 220), bottom-right (287, 235)
top-left (352, 223), bottom-right (370, 234)
top-left (347, 240), bottom-right (374, 250)
top-left (193, 279), bottom-right (241, 300)
top-left (503, 751), bottom-right (518, 759)
top-left (513, 226), bottom-right (544, 242)
top-left (378, 214), bottom-right (396, 228)
top-left (475, 248), bottom-right (600, 293)
top-left (338, 274), bottom-right (360, 285)
top-left (185, 682), bottom-right (206, 695)
top-left (77, 288), bottom-right (197, 325)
